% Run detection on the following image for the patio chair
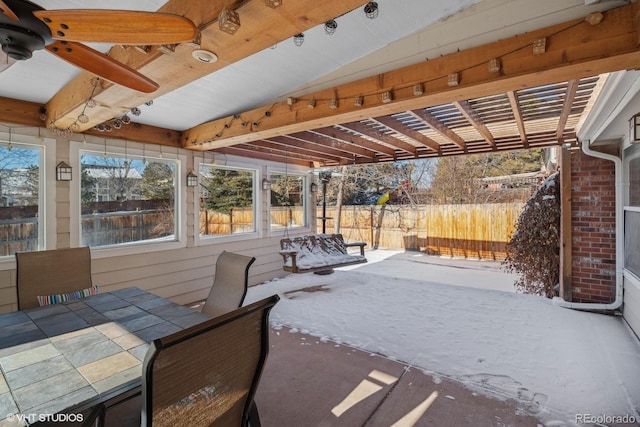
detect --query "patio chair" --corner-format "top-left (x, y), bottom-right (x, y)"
top-left (201, 251), bottom-right (256, 318)
top-left (16, 247), bottom-right (96, 310)
top-left (141, 294), bottom-right (280, 427)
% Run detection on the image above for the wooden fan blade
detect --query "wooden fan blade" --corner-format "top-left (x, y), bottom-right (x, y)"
top-left (47, 41), bottom-right (158, 93)
top-left (0, 0), bottom-right (19, 21)
top-left (33, 10), bottom-right (196, 44)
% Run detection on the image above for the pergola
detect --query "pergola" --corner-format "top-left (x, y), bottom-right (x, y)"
top-left (0, 1), bottom-right (638, 165)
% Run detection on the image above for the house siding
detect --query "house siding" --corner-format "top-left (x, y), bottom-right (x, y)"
top-left (570, 149), bottom-right (617, 303)
top-left (0, 135), bottom-right (310, 314)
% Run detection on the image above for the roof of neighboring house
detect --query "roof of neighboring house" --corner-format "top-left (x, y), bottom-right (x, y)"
top-left (83, 167), bottom-right (143, 180)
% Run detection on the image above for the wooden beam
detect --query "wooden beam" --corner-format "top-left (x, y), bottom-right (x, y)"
top-left (372, 115), bottom-right (441, 153)
top-left (215, 146), bottom-right (313, 167)
top-left (183, 3), bottom-right (640, 149)
top-left (250, 139), bottom-right (344, 163)
top-left (452, 100), bottom-right (495, 148)
top-left (0, 97), bottom-right (43, 127)
top-left (340, 121), bottom-right (417, 155)
top-left (311, 127), bottom-right (397, 158)
top-left (507, 91), bottom-right (528, 148)
top-left (84, 123), bottom-right (180, 147)
top-left (262, 135), bottom-right (361, 161)
top-left (0, 96), bottom-right (181, 146)
top-left (408, 110), bottom-right (467, 151)
top-left (556, 80), bottom-right (579, 143)
top-left (45, 0), bottom-right (369, 132)
top-left (291, 131), bottom-right (377, 160)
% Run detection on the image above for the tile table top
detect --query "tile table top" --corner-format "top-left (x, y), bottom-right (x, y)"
top-left (0, 288), bottom-right (210, 426)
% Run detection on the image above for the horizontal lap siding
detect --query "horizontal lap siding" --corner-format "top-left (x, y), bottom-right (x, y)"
top-left (0, 235), bottom-right (290, 314)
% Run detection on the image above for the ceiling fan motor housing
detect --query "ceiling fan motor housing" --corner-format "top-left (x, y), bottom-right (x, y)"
top-left (0, 25), bottom-right (44, 59)
top-left (0, 0), bottom-right (51, 60)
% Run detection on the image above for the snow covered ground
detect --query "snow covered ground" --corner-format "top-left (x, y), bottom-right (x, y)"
top-left (245, 249), bottom-right (640, 426)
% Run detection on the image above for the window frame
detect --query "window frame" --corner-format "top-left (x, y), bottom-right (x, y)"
top-left (623, 142), bottom-right (640, 280)
top-left (195, 157), bottom-right (260, 245)
top-left (0, 130), bottom-right (56, 269)
top-left (71, 139), bottom-right (187, 258)
top-left (267, 170), bottom-right (310, 232)
top-left (266, 166), bottom-right (314, 237)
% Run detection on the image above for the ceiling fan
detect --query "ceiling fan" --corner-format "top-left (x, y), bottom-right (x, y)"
top-left (0, 0), bottom-right (196, 92)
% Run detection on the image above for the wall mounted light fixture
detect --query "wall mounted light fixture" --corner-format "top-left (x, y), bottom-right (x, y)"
top-left (631, 113), bottom-right (640, 144)
top-left (187, 171), bottom-right (198, 187)
top-left (56, 161), bottom-right (72, 181)
top-left (262, 178), bottom-right (272, 190)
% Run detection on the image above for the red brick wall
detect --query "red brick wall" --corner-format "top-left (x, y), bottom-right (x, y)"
top-left (570, 150), bottom-right (617, 303)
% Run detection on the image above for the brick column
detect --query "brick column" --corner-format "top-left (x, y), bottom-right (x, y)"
top-left (570, 149), bottom-right (616, 303)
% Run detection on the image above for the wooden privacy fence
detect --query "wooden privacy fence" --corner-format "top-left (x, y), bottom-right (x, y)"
top-left (318, 203), bottom-right (523, 260)
top-left (81, 210), bottom-right (174, 246)
top-left (199, 203), bottom-right (522, 259)
top-left (0, 218), bottom-right (38, 256)
top-left (200, 207), bottom-right (306, 235)
top-left (200, 208), bottom-right (255, 235)
top-left (0, 203), bottom-right (521, 259)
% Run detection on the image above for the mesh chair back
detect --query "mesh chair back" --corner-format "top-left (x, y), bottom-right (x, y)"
top-left (142, 294), bottom-right (279, 427)
top-left (201, 251), bottom-right (256, 318)
top-left (16, 247), bottom-right (93, 310)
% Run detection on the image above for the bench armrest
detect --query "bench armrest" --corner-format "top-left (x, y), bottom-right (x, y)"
top-left (279, 250), bottom-right (298, 271)
top-left (344, 241), bottom-right (366, 256)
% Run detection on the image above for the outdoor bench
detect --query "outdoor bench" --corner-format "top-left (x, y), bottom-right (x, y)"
top-left (279, 233), bottom-right (367, 274)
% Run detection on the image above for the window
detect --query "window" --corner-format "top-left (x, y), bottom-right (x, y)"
top-left (269, 173), bottom-right (307, 231)
top-left (80, 151), bottom-right (178, 248)
top-left (624, 211), bottom-right (640, 278)
top-left (625, 146), bottom-right (640, 277)
top-left (0, 141), bottom-right (42, 256)
top-left (199, 165), bottom-right (256, 236)
top-left (628, 155), bottom-right (640, 207)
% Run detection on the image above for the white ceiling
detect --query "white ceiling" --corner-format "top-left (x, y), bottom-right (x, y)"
top-left (0, 0), bottom-right (631, 133)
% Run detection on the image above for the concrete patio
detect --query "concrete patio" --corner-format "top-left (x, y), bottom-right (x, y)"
top-left (255, 326), bottom-right (543, 426)
top-left (247, 250), bottom-right (640, 427)
top-left (101, 250), bottom-right (640, 427)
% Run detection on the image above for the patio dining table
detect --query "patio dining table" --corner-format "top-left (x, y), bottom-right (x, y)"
top-left (0, 287), bottom-right (210, 426)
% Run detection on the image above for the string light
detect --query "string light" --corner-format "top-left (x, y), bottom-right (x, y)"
top-left (364, 2), bottom-right (379, 19)
top-left (48, 77), bottom-right (101, 137)
top-left (324, 19), bottom-right (338, 35)
top-left (219, 8), bottom-right (241, 35)
top-left (488, 58), bottom-right (501, 73)
top-left (265, 0), bottom-right (282, 8)
top-left (189, 8), bottom-right (592, 146)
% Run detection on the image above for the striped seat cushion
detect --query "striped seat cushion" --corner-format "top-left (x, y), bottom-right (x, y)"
top-left (37, 285), bottom-right (99, 306)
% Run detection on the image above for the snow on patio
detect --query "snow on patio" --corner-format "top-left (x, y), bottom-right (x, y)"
top-left (245, 250), bottom-right (640, 425)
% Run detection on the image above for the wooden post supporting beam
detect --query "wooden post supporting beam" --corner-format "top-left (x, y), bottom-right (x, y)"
top-left (559, 146), bottom-right (573, 301)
